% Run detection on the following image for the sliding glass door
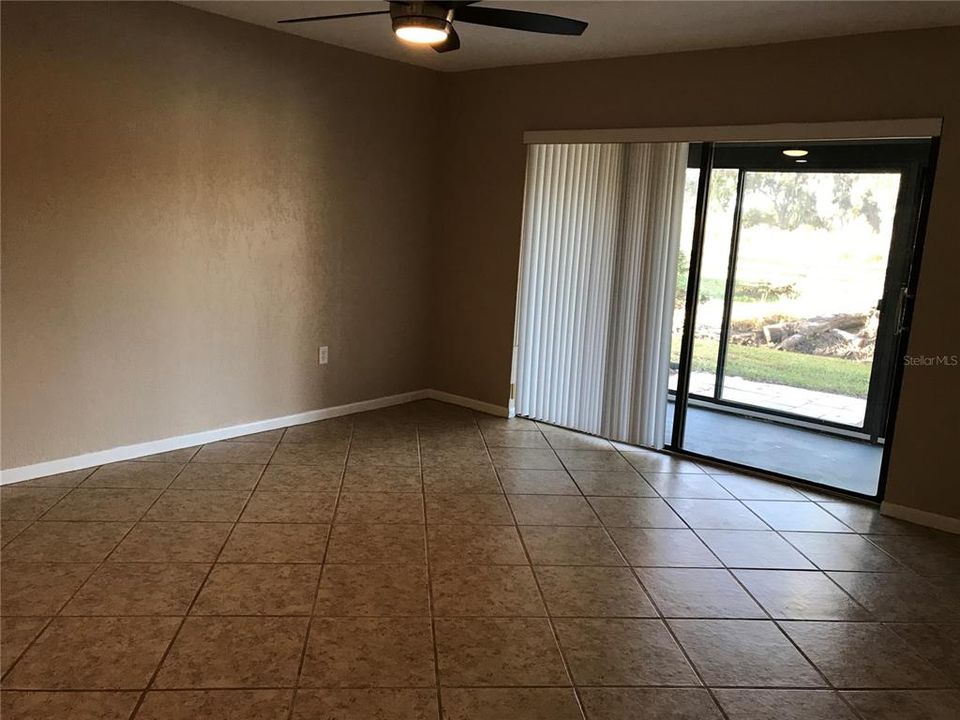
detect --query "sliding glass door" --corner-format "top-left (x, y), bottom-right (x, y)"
top-left (669, 139), bottom-right (935, 497)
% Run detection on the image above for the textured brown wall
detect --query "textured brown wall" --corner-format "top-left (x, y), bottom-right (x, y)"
top-left (432, 28), bottom-right (960, 519)
top-left (1, 2), bottom-right (440, 467)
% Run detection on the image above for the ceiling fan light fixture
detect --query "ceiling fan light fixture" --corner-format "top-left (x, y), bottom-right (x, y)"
top-left (782, 149), bottom-right (809, 157)
top-left (393, 14), bottom-right (451, 45)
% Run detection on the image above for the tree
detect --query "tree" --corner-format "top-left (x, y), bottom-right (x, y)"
top-left (743, 173), bottom-right (828, 231)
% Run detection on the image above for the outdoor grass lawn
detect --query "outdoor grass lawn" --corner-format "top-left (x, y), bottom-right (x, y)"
top-left (672, 337), bottom-right (871, 398)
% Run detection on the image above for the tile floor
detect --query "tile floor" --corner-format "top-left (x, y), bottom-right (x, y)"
top-left (1, 399), bottom-right (958, 719)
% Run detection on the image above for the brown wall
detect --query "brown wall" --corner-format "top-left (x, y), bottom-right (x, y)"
top-left (1, 2), bottom-right (440, 467)
top-left (3, 3), bottom-right (958, 520)
top-left (433, 28), bottom-right (960, 519)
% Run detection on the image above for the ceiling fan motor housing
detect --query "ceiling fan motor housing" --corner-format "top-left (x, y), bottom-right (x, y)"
top-left (390, 2), bottom-right (454, 38)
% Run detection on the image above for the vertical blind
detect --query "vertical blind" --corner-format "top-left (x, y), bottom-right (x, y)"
top-left (514, 142), bottom-right (688, 447)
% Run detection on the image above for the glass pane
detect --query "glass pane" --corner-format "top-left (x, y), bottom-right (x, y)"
top-left (720, 171), bottom-right (901, 428)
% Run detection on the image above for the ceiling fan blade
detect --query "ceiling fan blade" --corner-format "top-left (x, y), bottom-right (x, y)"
top-left (453, 5), bottom-right (587, 35)
top-left (278, 10), bottom-right (389, 25)
top-left (433, 26), bottom-right (460, 53)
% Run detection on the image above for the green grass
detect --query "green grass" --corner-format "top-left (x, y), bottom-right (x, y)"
top-left (672, 337), bottom-right (870, 398)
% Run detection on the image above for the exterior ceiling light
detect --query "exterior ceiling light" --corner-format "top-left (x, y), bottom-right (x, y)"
top-left (782, 149), bottom-right (809, 158)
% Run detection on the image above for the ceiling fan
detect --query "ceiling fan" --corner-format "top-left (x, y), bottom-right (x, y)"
top-left (277, 1), bottom-right (588, 53)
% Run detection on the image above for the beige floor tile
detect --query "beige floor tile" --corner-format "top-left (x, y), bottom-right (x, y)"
top-left (588, 497), bottom-right (685, 528)
top-left (555, 618), bottom-right (699, 686)
top-left (578, 688), bottom-right (722, 719)
top-left (667, 499), bottom-right (769, 530)
top-left (697, 530), bottom-right (814, 569)
top-left (608, 528), bottom-right (721, 568)
top-left (436, 617), bottom-right (568, 686)
top-left (521, 526), bottom-right (624, 566)
top-left (342, 465), bottom-right (422, 493)
top-left (170, 463), bottom-right (263, 491)
top-left (301, 617), bottom-right (435, 687)
top-left (335, 492), bottom-right (424, 524)
top-left (636, 568), bottom-right (764, 618)
top-left (83, 461), bottom-right (183, 489)
top-left (571, 470), bottom-right (657, 497)
top-left (154, 616), bottom-right (308, 688)
top-left (713, 689), bottom-right (858, 719)
top-left (137, 689), bottom-right (292, 720)
top-left (62, 563), bottom-right (208, 616)
top-left (42, 488), bottom-right (161, 521)
top-left (271, 443), bottom-right (346, 467)
top-left (314, 564), bottom-right (429, 616)
top-left (425, 494), bottom-right (513, 525)
top-left (734, 569), bottom-right (870, 620)
top-left (555, 450), bottom-right (632, 472)
top-left (191, 564), bottom-right (320, 616)
top-left (429, 525), bottom-right (527, 565)
top-left (671, 619), bottom-right (824, 687)
top-left (234, 429), bottom-right (284, 443)
top-left (644, 473), bottom-right (734, 499)
top-left (1, 616), bottom-right (49, 674)
top-left (349, 445), bottom-right (421, 466)
top-left (13, 468), bottom-right (94, 488)
top-left (498, 469), bottom-right (580, 495)
top-left (508, 495), bottom-right (600, 526)
top-left (481, 430), bottom-right (550, 449)
top-left (219, 523), bottom-right (328, 563)
top-left (1, 520), bottom-right (31, 547)
top-left (144, 490), bottom-right (248, 522)
top-left (840, 690), bottom-right (960, 720)
top-left (477, 417), bottom-right (537, 432)
top-left (137, 447), bottom-right (201, 463)
top-left (240, 491), bottom-right (337, 523)
top-left (781, 621), bottom-right (951, 688)
top-left (535, 566), bottom-right (657, 617)
top-left (4, 616), bottom-right (180, 689)
top-left (193, 441), bottom-right (276, 464)
top-left (489, 447), bottom-right (562, 471)
top-left (420, 447), bottom-right (492, 467)
top-left (109, 522), bottom-right (231, 562)
top-left (257, 465), bottom-right (342, 492)
top-left (326, 523), bottom-right (425, 564)
top-left (888, 624), bottom-right (960, 685)
top-left (865, 534), bottom-right (960, 576)
top-left (442, 688), bottom-right (581, 720)
top-left (1, 487), bottom-right (71, 521)
top-left (2, 521), bottom-right (132, 563)
top-left (818, 502), bottom-right (925, 534)
top-left (542, 430), bottom-right (614, 451)
top-left (422, 466), bottom-right (501, 494)
top-left (745, 501), bottom-right (854, 532)
top-left (431, 565), bottom-right (545, 617)
top-left (621, 451), bottom-right (705, 474)
top-left (1, 562), bottom-right (97, 615)
top-left (0, 691), bottom-right (140, 720)
top-left (827, 571), bottom-right (957, 621)
top-left (782, 532), bottom-right (903, 571)
top-left (282, 421), bottom-right (352, 445)
top-left (293, 689), bottom-right (437, 720)
top-left (709, 473), bottom-right (806, 501)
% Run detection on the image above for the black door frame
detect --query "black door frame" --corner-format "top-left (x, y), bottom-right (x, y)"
top-left (668, 137), bottom-right (939, 502)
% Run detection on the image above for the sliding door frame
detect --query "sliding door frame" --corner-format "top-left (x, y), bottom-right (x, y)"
top-left (667, 137), bottom-right (941, 502)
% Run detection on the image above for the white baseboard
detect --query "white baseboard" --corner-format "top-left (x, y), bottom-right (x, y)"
top-left (880, 501), bottom-right (960, 535)
top-left (425, 389), bottom-right (510, 418)
top-left (0, 388), bottom-right (514, 486)
top-left (0, 389), bottom-right (429, 486)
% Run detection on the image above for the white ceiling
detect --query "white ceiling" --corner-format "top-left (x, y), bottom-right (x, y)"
top-left (182, 1), bottom-right (960, 72)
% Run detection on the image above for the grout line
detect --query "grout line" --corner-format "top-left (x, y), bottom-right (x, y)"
top-left (479, 419), bottom-right (589, 720)
top-left (125, 437), bottom-right (282, 719)
top-left (285, 418), bottom-right (354, 720)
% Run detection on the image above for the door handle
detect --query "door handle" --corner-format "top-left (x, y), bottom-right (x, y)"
top-left (895, 285), bottom-right (913, 335)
